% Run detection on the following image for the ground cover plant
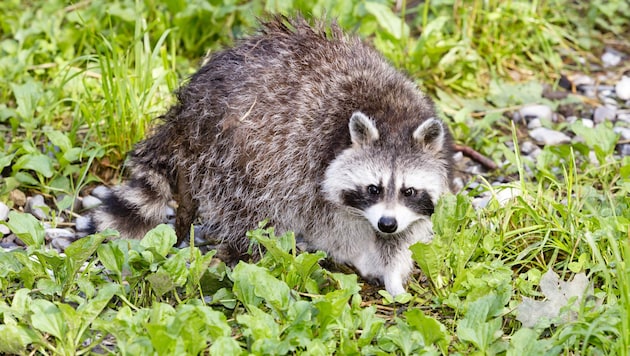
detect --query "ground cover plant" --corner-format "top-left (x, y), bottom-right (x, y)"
top-left (1, 0), bottom-right (629, 354)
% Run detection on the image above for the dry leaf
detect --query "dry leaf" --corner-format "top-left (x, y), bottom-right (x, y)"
top-left (516, 270), bottom-right (590, 328)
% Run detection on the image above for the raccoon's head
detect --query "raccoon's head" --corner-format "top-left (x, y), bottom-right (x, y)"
top-left (322, 111), bottom-right (451, 236)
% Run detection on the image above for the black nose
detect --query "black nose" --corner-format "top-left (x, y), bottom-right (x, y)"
top-left (377, 217), bottom-right (398, 233)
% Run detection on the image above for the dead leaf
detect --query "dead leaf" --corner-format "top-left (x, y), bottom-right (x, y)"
top-left (516, 270), bottom-right (590, 328)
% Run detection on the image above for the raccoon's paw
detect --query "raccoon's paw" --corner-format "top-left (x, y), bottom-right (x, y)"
top-left (384, 273), bottom-right (406, 297)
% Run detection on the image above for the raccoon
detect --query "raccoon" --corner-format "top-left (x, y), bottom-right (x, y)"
top-left (90, 16), bottom-right (453, 296)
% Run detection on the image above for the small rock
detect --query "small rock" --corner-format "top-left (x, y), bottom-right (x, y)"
top-left (0, 224), bottom-right (10, 235)
top-left (570, 74), bottom-right (594, 87)
top-left (593, 106), bottom-right (617, 124)
top-left (9, 190), bottom-right (26, 207)
top-left (616, 76), bottom-right (630, 100)
top-left (619, 144), bottom-right (630, 156)
top-left (75, 215), bottom-right (93, 232)
top-left (494, 187), bottom-right (522, 207)
top-left (51, 237), bottom-right (72, 251)
top-left (45, 228), bottom-right (76, 241)
top-left (566, 116), bottom-right (578, 124)
top-left (519, 104), bottom-right (553, 121)
top-left (81, 196), bottom-right (103, 210)
top-left (618, 113), bottom-right (630, 124)
top-left (581, 119), bottom-right (594, 129)
top-left (527, 118), bottom-right (542, 130)
top-left (90, 185), bottom-right (112, 200)
top-left (529, 127), bottom-right (572, 146)
top-left (452, 177), bottom-right (465, 192)
top-left (452, 151), bottom-right (464, 162)
top-left (0, 202), bottom-right (9, 221)
top-left (520, 141), bottom-right (539, 155)
top-left (614, 127), bottom-right (630, 141)
top-left (602, 50), bottom-right (622, 67)
top-left (25, 195), bottom-right (49, 220)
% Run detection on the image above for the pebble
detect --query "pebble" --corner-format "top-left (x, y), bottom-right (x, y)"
top-left (81, 195), bottom-right (103, 210)
top-left (529, 127), bottom-right (572, 145)
top-left (520, 141), bottom-right (539, 155)
top-left (0, 202), bottom-right (9, 221)
top-left (602, 50), bottom-right (622, 67)
top-left (25, 195), bottom-right (49, 220)
top-left (593, 106), bottom-right (617, 124)
top-left (90, 185), bottom-right (112, 200)
top-left (581, 119), bottom-right (594, 128)
top-left (494, 187), bottom-right (522, 207)
top-left (614, 127), bottom-right (630, 141)
top-left (0, 224), bottom-right (10, 235)
top-left (616, 76), bottom-right (630, 100)
top-left (527, 118), bottom-right (542, 129)
top-left (618, 113), bottom-right (630, 124)
top-left (45, 228), bottom-right (76, 241)
top-left (570, 74), bottom-right (594, 87)
top-left (9, 190), bottom-right (26, 207)
top-left (519, 104), bottom-right (553, 121)
top-left (619, 144), bottom-right (630, 156)
top-left (51, 237), bottom-right (72, 251)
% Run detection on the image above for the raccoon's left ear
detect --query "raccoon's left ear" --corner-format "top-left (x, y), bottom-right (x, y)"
top-left (349, 111), bottom-right (380, 148)
top-left (413, 118), bottom-right (445, 153)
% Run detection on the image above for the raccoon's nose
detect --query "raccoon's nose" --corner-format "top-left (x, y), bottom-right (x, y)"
top-left (377, 217), bottom-right (398, 233)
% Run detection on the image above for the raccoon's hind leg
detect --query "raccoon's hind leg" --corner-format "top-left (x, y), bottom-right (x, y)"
top-left (90, 161), bottom-right (174, 239)
top-left (174, 169), bottom-right (199, 245)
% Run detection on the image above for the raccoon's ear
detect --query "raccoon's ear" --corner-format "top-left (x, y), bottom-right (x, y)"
top-left (349, 111), bottom-right (379, 148)
top-left (413, 118), bottom-right (445, 153)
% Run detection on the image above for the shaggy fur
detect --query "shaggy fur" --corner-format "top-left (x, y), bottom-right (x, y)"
top-left (91, 16), bottom-right (454, 295)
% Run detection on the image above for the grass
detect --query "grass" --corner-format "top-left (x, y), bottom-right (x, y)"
top-left (1, 0), bottom-right (629, 354)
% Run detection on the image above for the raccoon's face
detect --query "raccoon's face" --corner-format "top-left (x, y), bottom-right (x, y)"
top-left (323, 111), bottom-right (450, 236)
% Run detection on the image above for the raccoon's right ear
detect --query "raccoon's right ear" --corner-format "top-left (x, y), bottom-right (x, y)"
top-left (349, 111), bottom-right (379, 148)
top-left (413, 117), bottom-right (445, 153)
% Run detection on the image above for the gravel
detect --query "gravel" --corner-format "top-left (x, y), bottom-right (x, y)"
top-left (529, 127), bottom-right (572, 146)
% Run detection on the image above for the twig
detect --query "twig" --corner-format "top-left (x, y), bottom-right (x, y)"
top-left (454, 144), bottom-right (498, 171)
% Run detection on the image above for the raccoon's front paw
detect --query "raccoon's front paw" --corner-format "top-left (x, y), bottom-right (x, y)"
top-left (384, 274), bottom-right (406, 296)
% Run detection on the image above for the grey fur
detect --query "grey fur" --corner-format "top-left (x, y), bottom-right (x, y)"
top-left (91, 15), bottom-right (454, 295)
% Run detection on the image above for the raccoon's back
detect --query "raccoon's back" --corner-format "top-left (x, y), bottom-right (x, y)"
top-left (171, 17), bottom-right (436, 186)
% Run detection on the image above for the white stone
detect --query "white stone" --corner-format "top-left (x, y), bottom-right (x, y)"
top-left (520, 141), bottom-right (538, 155)
top-left (593, 106), bottom-right (617, 124)
top-left (25, 195), bottom-right (48, 220)
top-left (527, 118), bottom-right (542, 129)
top-left (519, 104), bottom-right (553, 121)
top-left (45, 228), bottom-right (75, 240)
top-left (615, 76), bottom-right (630, 100)
top-left (494, 187), bottom-right (522, 207)
top-left (581, 119), bottom-right (594, 129)
top-left (602, 51), bottom-right (621, 67)
top-left (529, 127), bottom-right (572, 146)
top-left (614, 126), bottom-right (630, 140)
top-left (0, 224), bottom-right (10, 235)
top-left (0, 202), bottom-right (9, 221)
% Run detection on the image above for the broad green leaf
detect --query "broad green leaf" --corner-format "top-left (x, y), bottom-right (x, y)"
top-left (364, 2), bottom-right (409, 40)
top-left (6, 211), bottom-right (45, 247)
top-left (405, 309), bottom-right (450, 353)
top-left (97, 241), bottom-right (126, 278)
top-left (44, 130), bottom-right (72, 152)
top-left (0, 152), bottom-right (15, 170)
top-left (12, 153), bottom-right (55, 178)
top-left (30, 299), bottom-right (67, 339)
top-left (232, 262), bottom-right (292, 313)
top-left (0, 323), bottom-right (39, 354)
top-left (208, 336), bottom-right (242, 355)
top-left (141, 224), bottom-right (177, 257)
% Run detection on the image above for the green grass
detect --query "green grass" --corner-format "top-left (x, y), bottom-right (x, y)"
top-left (1, 0), bottom-right (629, 354)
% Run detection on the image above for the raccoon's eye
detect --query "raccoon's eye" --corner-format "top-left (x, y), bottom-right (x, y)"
top-left (367, 185), bottom-right (381, 195)
top-left (402, 187), bottom-right (416, 197)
